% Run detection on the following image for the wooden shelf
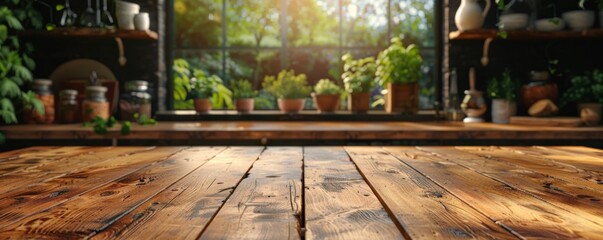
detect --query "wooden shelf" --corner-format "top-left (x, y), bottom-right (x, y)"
top-left (449, 29), bottom-right (603, 40)
top-left (20, 28), bottom-right (158, 40)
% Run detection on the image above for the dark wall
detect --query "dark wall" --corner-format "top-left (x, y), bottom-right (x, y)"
top-left (446, 0), bottom-right (603, 118)
top-left (30, 0), bottom-right (164, 115)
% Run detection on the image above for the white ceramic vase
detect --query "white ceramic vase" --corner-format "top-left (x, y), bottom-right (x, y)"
top-left (455, 0), bottom-right (491, 31)
top-left (491, 99), bottom-right (516, 124)
top-left (134, 12), bottom-right (150, 31)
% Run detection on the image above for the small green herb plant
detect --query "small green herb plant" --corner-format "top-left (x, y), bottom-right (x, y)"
top-left (314, 79), bottom-right (342, 95)
top-left (486, 69), bottom-right (519, 101)
top-left (186, 70), bottom-right (233, 109)
top-left (341, 54), bottom-right (376, 93)
top-left (561, 70), bottom-right (603, 106)
top-left (262, 70), bottom-right (311, 99)
top-left (375, 37), bottom-right (423, 86)
top-left (230, 79), bottom-right (257, 99)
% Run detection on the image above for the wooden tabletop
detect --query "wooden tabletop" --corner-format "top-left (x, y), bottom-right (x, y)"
top-left (0, 146), bottom-right (602, 239)
top-left (2, 121), bottom-right (603, 142)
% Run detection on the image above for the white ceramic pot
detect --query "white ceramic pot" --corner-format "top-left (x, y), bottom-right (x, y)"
top-left (455, 0), bottom-right (491, 31)
top-left (117, 12), bottom-right (136, 30)
top-left (134, 12), bottom-right (150, 31)
top-left (115, 0), bottom-right (140, 12)
top-left (535, 18), bottom-right (566, 31)
top-left (562, 10), bottom-right (595, 31)
top-left (499, 13), bottom-right (529, 30)
top-left (491, 99), bottom-right (516, 124)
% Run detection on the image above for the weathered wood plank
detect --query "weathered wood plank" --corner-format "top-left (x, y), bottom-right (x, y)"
top-left (0, 146), bottom-right (63, 162)
top-left (91, 147), bottom-right (265, 240)
top-left (0, 147), bottom-right (229, 239)
top-left (0, 146), bottom-right (94, 175)
top-left (304, 147), bottom-right (402, 240)
top-left (386, 146), bottom-right (603, 239)
top-left (505, 146), bottom-right (603, 173)
top-left (418, 146), bottom-right (603, 228)
top-left (0, 147), bottom-right (150, 196)
top-left (456, 146), bottom-right (603, 192)
top-left (345, 146), bottom-right (513, 239)
top-left (200, 147), bottom-right (303, 240)
top-left (0, 147), bottom-right (183, 229)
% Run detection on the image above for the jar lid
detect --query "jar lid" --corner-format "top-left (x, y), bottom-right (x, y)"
top-left (33, 79), bottom-right (52, 86)
top-left (125, 80), bottom-right (148, 91)
top-left (86, 86), bottom-right (107, 93)
top-left (60, 89), bottom-right (78, 96)
top-left (530, 71), bottom-right (550, 81)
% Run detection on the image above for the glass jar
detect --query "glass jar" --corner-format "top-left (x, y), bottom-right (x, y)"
top-left (59, 89), bottom-right (78, 124)
top-left (520, 71), bottom-right (558, 108)
top-left (120, 80), bottom-right (151, 121)
top-left (82, 86), bottom-right (110, 122)
top-left (25, 79), bottom-right (55, 124)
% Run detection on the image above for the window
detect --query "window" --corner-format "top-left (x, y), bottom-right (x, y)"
top-left (170, 0), bottom-right (436, 110)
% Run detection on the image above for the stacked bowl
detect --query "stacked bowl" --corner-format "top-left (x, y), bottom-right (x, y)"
top-left (116, 0), bottom-right (140, 30)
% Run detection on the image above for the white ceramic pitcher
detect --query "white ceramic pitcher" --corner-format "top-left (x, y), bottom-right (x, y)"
top-left (455, 0), bottom-right (491, 31)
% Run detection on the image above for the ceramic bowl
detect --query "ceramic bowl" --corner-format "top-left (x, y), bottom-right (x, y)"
top-left (499, 14), bottom-right (529, 30)
top-left (117, 12), bottom-right (137, 30)
top-left (535, 18), bottom-right (566, 31)
top-left (115, 0), bottom-right (140, 13)
top-left (562, 10), bottom-right (595, 31)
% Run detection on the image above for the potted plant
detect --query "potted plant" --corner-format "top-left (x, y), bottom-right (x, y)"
top-left (375, 37), bottom-right (423, 114)
top-left (342, 53), bottom-right (376, 113)
top-left (486, 69), bottom-right (519, 124)
top-left (561, 70), bottom-right (603, 125)
top-left (262, 70), bottom-right (311, 113)
top-left (186, 70), bottom-right (232, 113)
top-left (312, 79), bottom-right (342, 113)
top-left (231, 79), bottom-right (257, 113)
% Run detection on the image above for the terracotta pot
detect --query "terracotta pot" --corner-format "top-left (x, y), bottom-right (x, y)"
top-left (387, 83), bottom-right (419, 113)
top-left (277, 99), bottom-right (305, 113)
top-left (348, 92), bottom-right (370, 113)
top-left (194, 98), bottom-right (212, 113)
top-left (312, 93), bottom-right (340, 113)
top-left (235, 98), bottom-right (254, 113)
top-left (521, 82), bottom-right (558, 109)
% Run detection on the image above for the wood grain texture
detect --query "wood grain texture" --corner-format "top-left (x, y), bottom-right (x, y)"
top-left (506, 146), bottom-right (603, 173)
top-left (0, 146), bottom-right (93, 175)
top-left (0, 146), bottom-right (63, 162)
top-left (91, 147), bottom-right (265, 240)
top-left (346, 146), bottom-right (512, 239)
top-left (418, 146), bottom-right (603, 228)
top-left (2, 121), bottom-right (603, 141)
top-left (200, 147), bottom-right (303, 240)
top-left (0, 147), bottom-right (225, 239)
top-left (0, 147), bottom-right (148, 196)
top-left (386, 146), bottom-right (603, 239)
top-left (456, 146), bottom-right (603, 192)
top-left (0, 147), bottom-right (166, 228)
top-left (304, 147), bottom-right (402, 240)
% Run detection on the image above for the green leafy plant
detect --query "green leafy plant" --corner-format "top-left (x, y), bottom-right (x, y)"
top-left (184, 66), bottom-right (233, 109)
top-left (561, 70), bottom-right (603, 106)
top-left (486, 69), bottom-right (519, 101)
top-left (376, 37), bottom-right (423, 86)
top-left (314, 79), bottom-right (342, 95)
top-left (134, 113), bottom-right (157, 126)
top-left (230, 79), bottom-right (257, 99)
top-left (262, 70), bottom-right (311, 99)
top-left (341, 53), bottom-right (376, 93)
top-left (0, 6), bottom-right (43, 129)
